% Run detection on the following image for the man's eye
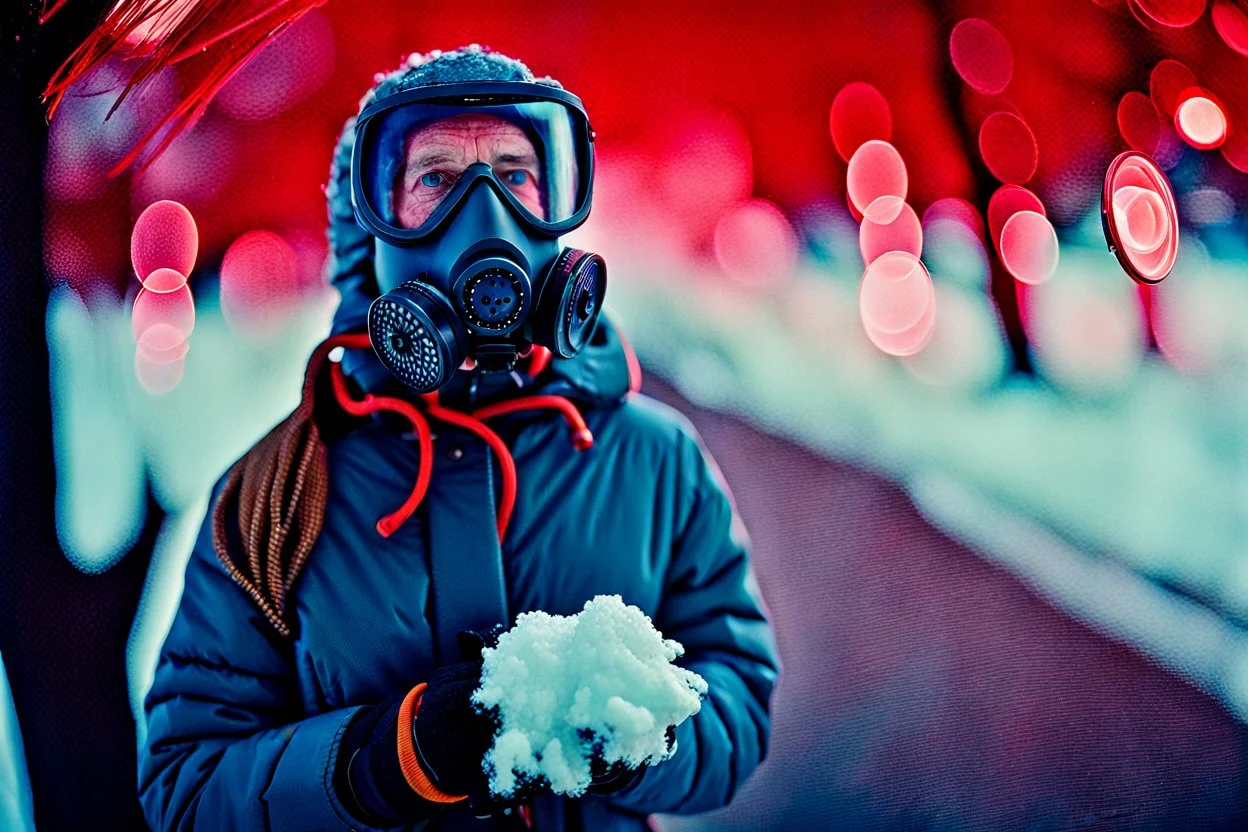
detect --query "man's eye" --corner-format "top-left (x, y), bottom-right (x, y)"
top-left (505, 170), bottom-right (529, 186)
top-left (419, 172), bottom-right (446, 188)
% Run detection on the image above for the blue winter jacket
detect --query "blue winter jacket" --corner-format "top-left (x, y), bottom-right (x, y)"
top-left (137, 318), bottom-right (779, 831)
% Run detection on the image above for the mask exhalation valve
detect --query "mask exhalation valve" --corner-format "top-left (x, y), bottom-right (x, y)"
top-left (461, 266), bottom-right (525, 333)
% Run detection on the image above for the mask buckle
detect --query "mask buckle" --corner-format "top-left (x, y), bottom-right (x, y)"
top-left (466, 342), bottom-right (525, 404)
top-left (472, 342), bottom-right (521, 373)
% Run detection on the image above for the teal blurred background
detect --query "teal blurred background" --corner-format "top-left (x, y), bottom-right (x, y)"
top-left (5, 0), bottom-right (1248, 828)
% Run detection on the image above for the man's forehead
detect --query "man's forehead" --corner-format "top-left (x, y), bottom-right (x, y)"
top-left (409, 114), bottom-right (532, 140)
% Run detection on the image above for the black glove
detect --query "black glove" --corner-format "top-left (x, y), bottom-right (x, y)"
top-left (444, 628), bottom-right (556, 818)
top-left (466, 679), bottom-right (680, 811)
top-left (411, 659), bottom-right (497, 799)
top-left (333, 626), bottom-right (510, 827)
top-left (583, 724), bottom-right (676, 795)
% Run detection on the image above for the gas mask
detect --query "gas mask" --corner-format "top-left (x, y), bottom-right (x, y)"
top-left (350, 80), bottom-right (607, 391)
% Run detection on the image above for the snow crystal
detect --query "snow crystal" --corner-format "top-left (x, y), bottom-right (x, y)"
top-left (473, 594), bottom-right (708, 798)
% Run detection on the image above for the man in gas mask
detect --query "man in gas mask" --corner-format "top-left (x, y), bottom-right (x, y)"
top-left (138, 45), bottom-right (778, 831)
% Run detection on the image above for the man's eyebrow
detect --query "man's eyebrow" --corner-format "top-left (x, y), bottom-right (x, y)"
top-left (494, 151), bottom-right (538, 165)
top-left (407, 150), bottom-right (459, 171)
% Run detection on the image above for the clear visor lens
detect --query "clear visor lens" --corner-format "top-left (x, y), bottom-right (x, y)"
top-left (362, 98), bottom-right (587, 232)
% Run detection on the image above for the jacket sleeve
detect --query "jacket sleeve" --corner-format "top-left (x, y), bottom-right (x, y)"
top-left (137, 480), bottom-right (403, 832)
top-left (604, 422), bottom-right (781, 816)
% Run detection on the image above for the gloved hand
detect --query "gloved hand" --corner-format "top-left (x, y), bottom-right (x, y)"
top-left (441, 627), bottom-right (555, 818)
top-left (583, 724), bottom-right (676, 795)
top-left (442, 627), bottom-right (666, 816)
top-left (334, 626), bottom-right (515, 827)
top-left (411, 629), bottom-right (505, 803)
top-left (465, 678), bottom-right (680, 812)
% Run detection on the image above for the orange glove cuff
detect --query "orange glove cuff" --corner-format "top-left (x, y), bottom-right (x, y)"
top-left (396, 682), bottom-right (469, 804)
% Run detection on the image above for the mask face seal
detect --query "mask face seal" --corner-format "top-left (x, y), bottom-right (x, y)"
top-left (351, 81), bottom-right (606, 392)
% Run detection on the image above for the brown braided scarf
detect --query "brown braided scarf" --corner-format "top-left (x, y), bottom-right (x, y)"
top-left (211, 338), bottom-right (341, 638)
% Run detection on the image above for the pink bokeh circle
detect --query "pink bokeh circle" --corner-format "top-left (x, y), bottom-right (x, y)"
top-left (142, 267), bottom-right (188, 294)
top-left (131, 200), bottom-right (198, 281)
top-left (999, 210), bottom-right (1059, 285)
top-left (1112, 186), bottom-right (1168, 253)
top-left (1117, 91), bottom-right (1162, 154)
top-left (859, 201), bottom-right (923, 265)
top-left (1175, 93), bottom-right (1228, 149)
top-left (847, 140), bottom-right (908, 223)
top-left (1149, 59), bottom-right (1197, 117)
top-left (859, 251), bottom-right (937, 356)
top-left (219, 230), bottom-right (302, 333)
top-left (131, 285), bottom-right (195, 342)
top-left (712, 198), bottom-right (800, 288)
top-left (1213, 0), bottom-right (1248, 56)
top-left (987, 184), bottom-right (1046, 250)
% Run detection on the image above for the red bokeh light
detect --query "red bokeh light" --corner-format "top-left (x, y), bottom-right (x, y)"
top-left (1219, 126), bottom-right (1248, 171)
top-left (130, 117), bottom-right (239, 213)
top-left (829, 82), bottom-right (893, 164)
top-left (130, 200), bottom-right (198, 282)
top-left (859, 201), bottom-right (922, 266)
top-left (1132, 0), bottom-right (1208, 27)
top-left (1174, 91), bottom-right (1228, 149)
top-left (219, 229), bottom-right (302, 333)
top-left (132, 285), bottom-right (196, 342)
top-left (949, 19), bottom-right (1014, 95)
top-left (1149, 59), bottom-right (1197, 118)
top-left (999, 210), bottom-right (1059, 285)
top-left (987, 184), bottom-right (1045, 251)
top-left (859, 250), bottom-right (936, 357)
top-left (978, 111), bottom-right (1038, 185)
top-left (712, 198), bottom-right (799, 289)
top-left (217, 10), bottom-right (336, 122)
top-left (847, 140), bottom-right (907, 223)
top-left (1117, 91), bottom-right (1162, 154)
top-left (1212, 0), bottom-right (1248, 56)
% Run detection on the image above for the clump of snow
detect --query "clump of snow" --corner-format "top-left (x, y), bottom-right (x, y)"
top-left (473, 594), bottom-right (708, 798)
